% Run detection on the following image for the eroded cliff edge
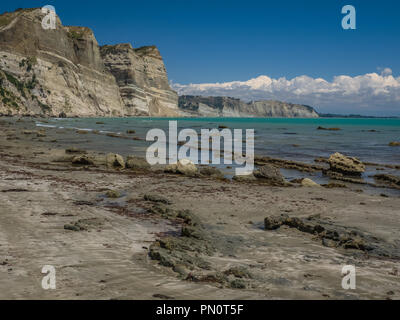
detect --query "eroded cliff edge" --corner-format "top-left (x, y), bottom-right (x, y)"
top-left (0, 8), bottom-right (178, 117)
top-left (179, 96), bottom-right (319, 118)
top-left (0, 8), bottom-right (318, 118)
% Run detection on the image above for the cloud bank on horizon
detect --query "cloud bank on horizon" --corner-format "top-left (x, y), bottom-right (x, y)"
top-left (172, 68), bottom-right (400, 116)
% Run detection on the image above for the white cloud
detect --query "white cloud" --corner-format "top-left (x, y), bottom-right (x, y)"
top-left (172, 70), bottom-right (400, 115)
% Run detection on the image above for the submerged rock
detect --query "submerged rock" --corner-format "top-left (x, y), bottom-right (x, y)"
top-left (317, 126), bottom-right (341, 131)
top-left (389, 141), bottom-right (400, 147)
top-left (327, 152), bottom-right (365, 176)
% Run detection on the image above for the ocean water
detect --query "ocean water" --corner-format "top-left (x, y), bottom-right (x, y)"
top-left (36, 117), bottom-right (400, 194)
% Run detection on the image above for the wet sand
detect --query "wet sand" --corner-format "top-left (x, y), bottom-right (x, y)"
top-left (0, 118), bottom-right (399, 300)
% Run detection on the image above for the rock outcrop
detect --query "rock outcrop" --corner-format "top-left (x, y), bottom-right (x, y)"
top-left (0, 8), bottom-right (124, 116)
top-left (100, 44), bottom-right (179, 116)
top-left (327, 152), bottom-right (365, 176)
top-left (178, 95), bottom-right (319, 118)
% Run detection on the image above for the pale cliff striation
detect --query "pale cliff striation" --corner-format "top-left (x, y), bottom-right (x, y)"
top-left (100, 44), bottom-right (179, 116)
top-left (179, 95), bottom-right (319, 118)
top-left (0, 8), bottom-right (178, 117)
top-left (0, 8), bottom-right (318, 118)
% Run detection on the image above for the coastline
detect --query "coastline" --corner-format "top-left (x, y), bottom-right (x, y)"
top-left (1, 118), bottom-right (400, 299)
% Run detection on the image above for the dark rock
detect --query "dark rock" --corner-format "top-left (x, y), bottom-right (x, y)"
top-left (254, 164), bottom-right (286, 185)
top-left (105, 190), bottom-right (121, 198)
top-left (230, 279), bottom-right (246, 289)
top-left (65, 147), bottom-right (86, 154)
top-left (232, 174), bottom-right (256, 182)
top-left (144, 194), bottom-right (172, 205)
top-left (64, 224), bottom-right (81, 232)
top-left (199, 166), bottom-right (224, 178)
top-left (72, 155), bottom-right (94, 165)
top-left (317, 126), bottom-right (341, 131)
top-left (264, 214), bottom-right (288, 230)
top-left (224, 266), bottom-right (253, 279)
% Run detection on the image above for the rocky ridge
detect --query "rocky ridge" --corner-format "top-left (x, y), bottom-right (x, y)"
top-left (178, 95), bottom-right (319, 118)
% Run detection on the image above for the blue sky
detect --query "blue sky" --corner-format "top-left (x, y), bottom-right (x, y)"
top-left (1, 0), bottom-right (400, 115)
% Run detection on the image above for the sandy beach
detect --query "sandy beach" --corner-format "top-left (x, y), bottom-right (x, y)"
top-left (0, 118), bottom-right (399, 300)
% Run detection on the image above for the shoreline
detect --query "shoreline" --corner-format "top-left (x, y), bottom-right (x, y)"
top-left (1, 118), bottom-right (400, 300)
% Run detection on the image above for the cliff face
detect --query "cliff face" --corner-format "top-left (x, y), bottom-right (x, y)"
top-left (0, 8), bottom-right (318, 118)
top-left (0, 8), bottom-right (177, 117)
top-left (100, 44), bottom-right (179, 117)
top-left (179, 96), bottom-right (319, 118)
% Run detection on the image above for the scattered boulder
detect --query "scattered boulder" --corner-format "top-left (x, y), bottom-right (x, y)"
top-left (177, 159), bottom-right (198, 176)
top-left (166, 159), bottom-right (198, 176)
top-left (126, 130), bottom-right (136, 134)
top-left (126, 156), bottom-right (150, 170)
top-left (264, 214), bottom-right (288, 230)
top-left (72, 155), bottom-right (94, 165)
top-left (327, 152), bottom-right (365, 176)
top-left (300, 178), bottom-right (320, 187)
top-left (58, 112), bottom-right (67, 118)
top-left (76, 130), bottom-right (89, 134)
top-left (389, 141), bottom-right (400, 147)
top-left (106, 153), bottom-right (125, 169)
top-left (253, 164), bottom-right (286, 185)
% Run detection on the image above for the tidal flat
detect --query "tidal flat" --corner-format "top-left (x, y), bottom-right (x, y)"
top-left (0, 118), bottom-right (399, 300)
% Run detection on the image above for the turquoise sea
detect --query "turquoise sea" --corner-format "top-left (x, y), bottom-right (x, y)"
top-left (36, 117), bottom-right (400, 194)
